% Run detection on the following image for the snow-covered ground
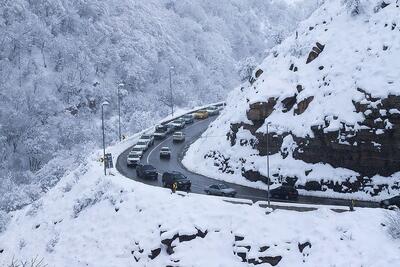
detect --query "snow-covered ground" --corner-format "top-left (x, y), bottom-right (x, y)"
top-left (0, 130), bottom-right (399, 267)
top-left (183, 0), bottom-right (400, 201)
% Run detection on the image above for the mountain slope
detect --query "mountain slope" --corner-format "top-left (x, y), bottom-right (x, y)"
top-left (0, 133), bottom-right (399, 266)
top-left (184, 0), bottom-right (400, 199)
top-left (0, 0), bottom-right (320, 212)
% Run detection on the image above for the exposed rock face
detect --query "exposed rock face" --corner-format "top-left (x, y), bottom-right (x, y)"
top-left (233, 235), bottom-right (283, 266)
top-left (294, 96), bottom-right (314, 115)
top-left (184, 0), bottom-right (400, 198)
top-left (306, 42), bottom-right (325, 64)
top-left (246, 98), bottom-right (277, 122)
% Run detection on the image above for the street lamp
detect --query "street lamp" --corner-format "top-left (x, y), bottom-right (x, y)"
top-left (169, 66), bottom-right (174, 117)
top-left (101, 101), bottom-right (110, 176)
top-left (266, 122), bottom-right (271, 208)
top-left (117, 83), bottom-right (124, 141)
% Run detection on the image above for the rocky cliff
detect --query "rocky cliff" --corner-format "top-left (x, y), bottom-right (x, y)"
top-left (183, 0), bottom-right (400, 199)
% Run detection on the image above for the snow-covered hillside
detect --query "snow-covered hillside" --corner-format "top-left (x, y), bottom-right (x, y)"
top-left (0, 135), bottom-right (399, 267)
top-left (0, 0), bottom-right (321, 213)
top-left (184, 0), bottom-right (400, 200)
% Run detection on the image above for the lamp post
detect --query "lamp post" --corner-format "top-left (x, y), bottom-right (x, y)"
top-left (169, 66), bottom-right (174, 117)
top-left (117, 83), bottom-right (124, 141)
top-left (101, 101), bottom-right (110, 176)
top-left (266, 122), bottom-right (271, 208)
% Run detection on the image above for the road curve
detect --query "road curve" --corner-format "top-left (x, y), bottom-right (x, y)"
top-left (116, 114), bottom-right (379, 208)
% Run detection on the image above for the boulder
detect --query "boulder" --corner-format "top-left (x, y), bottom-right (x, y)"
top-left (247, 98), bottom-right (277, 121)
top-left (281, 95), bottom-right (297, 112)
top-left (306, 42), bottom-right (325, 64)
top-left (294, 96), bottom-right (314, 115)
top-left (255, 69), bottom-right (264, 78)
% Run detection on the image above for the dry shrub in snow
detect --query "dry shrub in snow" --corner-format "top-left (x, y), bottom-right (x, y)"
top-left (7, 256), bottom-right (47, 267)
top-left (386, 210), bottom-right (400, 239)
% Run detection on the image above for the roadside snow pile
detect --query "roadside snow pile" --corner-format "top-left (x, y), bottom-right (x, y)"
top-left (0, 148), bottom-right (399, 266)
top-left (184, 0), bottom-right (400, 200)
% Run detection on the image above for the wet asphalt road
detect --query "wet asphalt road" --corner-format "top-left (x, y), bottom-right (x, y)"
top-left (116, 114), bottom-right (380, 209)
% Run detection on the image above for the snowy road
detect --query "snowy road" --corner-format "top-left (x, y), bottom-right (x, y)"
top-left (116, 114), bottom-right (380, 209)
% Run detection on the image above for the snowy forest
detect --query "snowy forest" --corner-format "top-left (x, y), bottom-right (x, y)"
top-left (0, 0), bottom-right (321, 212)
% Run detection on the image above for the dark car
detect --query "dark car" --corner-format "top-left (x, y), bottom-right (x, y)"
top-left (182, 114), bottom-right (194, 124)
top-left (162, 171), bottom-right (191, 191)
top-left (269, 186), bottom-right (299, 200)
top-left (204, 184), bottom-right (236, 197)
top-left (136, 164), bottom-right (158, 180)
top-left (380, 195), bottom-right (400, 209)
top-left (165, 123), bottom-right (176, 134)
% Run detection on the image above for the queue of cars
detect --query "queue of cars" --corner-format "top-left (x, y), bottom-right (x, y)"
top-left (127, 105), bottom-right (221, 168)
top-left (123, 104), bottom-right (309, 201)
top-left (123, 104), bottom-right (400, 206)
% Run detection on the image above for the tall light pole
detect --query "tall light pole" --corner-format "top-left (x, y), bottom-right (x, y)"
top-left (117, 83), bottom-right (124, 141)
top-left (101, 101), bottom-right (110, 176)
top-left (169, 66), bottom-right (174, 117)
top-left (266, 122), bottom-right (271, 208)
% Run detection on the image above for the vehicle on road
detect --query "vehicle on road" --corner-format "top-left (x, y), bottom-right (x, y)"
top-left (154, 125), bottom-right (167, 140)
top-left (193, 109), bottom-right (208, 119)
top-left (139, 134), bottom-right (154, 147)
top-left (173, 131), bottom-right (185, 142)
top-left (380, 195), bottom-right (400, 209)
top-left (166, 123), bottom-right (176, 134)
top-left (162, 171), bottom-right (191, 191)
top-left (136, 164), bottom-right (158, 180)
top-left (126, 154), bottom-right (141, 167)
top-left (130, 146), bottom-right (145, 158)
top-left (182, 114), bottom-right (194, 124)
top-left (206, 106), bottom-right (220, 116)
top-left (269, 186), bottom-right (299, 200)
top-left (204, 184), bottom-right (236, 197)
top-left (171, 118), bottom-right (185, 129)
top-left (135, 140), bottom-right (149, 151)
top-left (159, 147), bottom-right (171, 159)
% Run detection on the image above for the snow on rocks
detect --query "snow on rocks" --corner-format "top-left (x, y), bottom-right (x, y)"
top-left (183, 0), bottom-right (400, 200)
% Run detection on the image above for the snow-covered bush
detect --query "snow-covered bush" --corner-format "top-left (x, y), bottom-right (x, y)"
top-left (344, 0), bottom-right (363, 16)
top-left (236, 57), bottom-right (258, 82)
top-left (386, 211), bottom-right (400, 239)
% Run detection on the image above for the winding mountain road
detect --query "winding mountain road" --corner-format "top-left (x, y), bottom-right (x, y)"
top-left (116, 111), bottom-right (379, 209)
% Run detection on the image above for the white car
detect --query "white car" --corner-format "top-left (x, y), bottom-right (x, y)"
top-left (127, 154), bottom-right (141, 167)
top-left (135, 140), bottom-right (149, 151)
top-left (130, 146), bottom-right (145, 158)
top-left (159, 147), bottom-right (171, 159)
top-left (171, 118), bottom-right (185, 129)
top-left (173, 131), bottom-right (185, 142)
top-left (206, 106), bottom-right (220, 116)
top-left (154, 125), bottom-right (168, 139)
top-left (139, 134), bottom-right (154, 147)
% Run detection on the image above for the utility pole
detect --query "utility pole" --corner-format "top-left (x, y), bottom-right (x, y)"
top-left (266, 122), bottom-right (270, 208)
top-left (101, 101), bottom-right (109, 176)
top-left (117, 83), bottom-right (124, 141)
top-left (169, 66), bottom-right (174, 117)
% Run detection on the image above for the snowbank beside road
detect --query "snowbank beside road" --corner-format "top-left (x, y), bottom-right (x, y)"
top-left (0, 143), bottom-right (399, 266)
